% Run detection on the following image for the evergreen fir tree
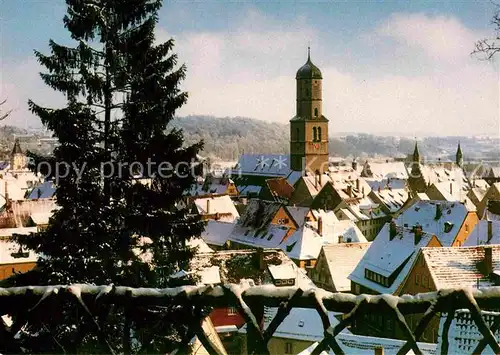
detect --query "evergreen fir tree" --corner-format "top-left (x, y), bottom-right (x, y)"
top-left (8, 0), bottom-right (204, 352)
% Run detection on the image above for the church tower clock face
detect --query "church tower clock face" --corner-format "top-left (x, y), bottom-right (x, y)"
top-left (290, 48), bottom-right (329, 174)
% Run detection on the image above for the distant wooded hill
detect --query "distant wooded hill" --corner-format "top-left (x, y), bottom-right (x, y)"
top-left (171, 115), bottom-right (442, 161)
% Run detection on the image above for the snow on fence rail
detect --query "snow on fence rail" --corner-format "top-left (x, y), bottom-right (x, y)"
top-left (0, 284), bottom-right (499, 354)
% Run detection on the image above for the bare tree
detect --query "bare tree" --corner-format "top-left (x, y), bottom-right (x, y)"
top-left (473, 5), bottom-right (500, 60)
top-left (0, 99), bottom-right (12, 120)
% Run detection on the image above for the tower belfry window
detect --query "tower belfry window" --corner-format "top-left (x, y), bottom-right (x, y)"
top-left (317, 127), bottom-right (322, 141)
top-left (314, 108), bottom-right (318, 117)
top-left (313, 127), bottom-right (317, 142)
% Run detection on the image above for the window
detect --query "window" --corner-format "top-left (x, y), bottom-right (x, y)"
top-left (285, 342), bottom-right (293, 354)
top-left (465, 224), bottom-right (469, 232)
top-left (313, 127), bottom-right (317, 141)
top-left (338, 235), bottom-right (344, 243)
top-left (317, 127), bottom-right (322, 141)
top-left (314, 107), bottom-right (318, 117)
top-left (228, 307), bottom-right (237, 315)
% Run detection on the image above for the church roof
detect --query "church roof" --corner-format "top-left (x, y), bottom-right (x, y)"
top-left (11, 139), bottom-right (23, 155)
top-left (296, 49), bottom-right (322, 80)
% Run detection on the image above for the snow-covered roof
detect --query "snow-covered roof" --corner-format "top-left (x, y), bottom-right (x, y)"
top-left (299, 335), bottom-right (437, 355)
top-left (230, 223), bottom-right (289, 249)
top-left (414, 163), bottom-right (468, 187)
top-left (260, 307), bottom-right (344, 342)
top-left (463, 220), bottom-right (500, 246)
top-left (437, 309), bottom-right (499, 355)
top-left (231, 154), bottom-right (292, 178)
top-left (268, 263), bottom-right (297, 280)
top-left (286, 206), bottom-right (312, 228)
top-left (280, 220), bottom-right (367, 261)
top-left (371, 186), bottom-right (408, 213)
top-left (471, 179), bottom-right (490, 190)
top-left (321, 243), bottom-right (371, 292)
top-left (394, 200), bottom-right (470, 246)
top-left (30, 212), bottom-right (52, 225)
top-left (349, 223), bottom-right (436, 294)
top-left (362, 161), bottom-right (409, 180)
top-left (428, 180), bottom-right (471, 204)
top-left (422, 245), bottom-right (500, 289)
top-left (198, 265), bottom-right (221, 284)
top-left (193, 195), bottom-right (239, 222)
top-left (201, 220), bottom-right (235, 247)
top-left (0, 240), bottom-right (38, 265)
top-left (238, 199), bottom-right (282, 229)
top-left (280, 225), bottom-right (324, 260)
top-left (187, 237), bottom-right (214, 253)
top-left (27, 180), bottom-right (56, 199)
top-left (0, 227), bottom-right (38, 238)
top-left (341, 195), bottom-right (388, 221)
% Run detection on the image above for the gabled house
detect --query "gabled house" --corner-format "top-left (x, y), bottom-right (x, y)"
top-left (309, 243), bottom-right (371, 292)
top-left (349, 223), bottom-right (441, 296)
top-left (463, 220), bottom-right (500, 246)
top-left (191, 195), bottom-right (239, 222)
top-left (367, 178), bottom-right (408, 216)
top-left (396, 245), bottom-right (500, 342)
top-left (335, 195), bottom-right (389, 241)
top-left (361, 161), bottom-right (408, 180)
top-left (187, 175), bottom-right (239, 198)
top-left (394, 200), bottom-right (478, 247)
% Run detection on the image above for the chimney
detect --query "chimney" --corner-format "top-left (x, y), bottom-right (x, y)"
top-left (484, 247), bottom-right (493, 275)
top-left (374, 346), bottom-right (384, 355)
top-left (414, 224), bottom-right (423, 245)
top-left (362, 187), bottom-right (365, 198)
top-left (206, 199), bottom-right (210, 214)
top-left (450, 182), bottom-right (453, 195)
top-left (318, 217), bottom-right (323, 236)
top-left (356, 178), bottom-right (360, 191)
top-left (487, 220), bottom-right (493, 243)
top-left (347, 185), bottom-right (352, 197)
top-left (318, 172), bottom-right (322, 186)
top-left (255, 247), bottom-right (266, 271)
top-left (352, 159), bottom-right (358, 171)
top-left (389, 220), bottom-right (397, 241)
top-left (314, 174), bottom-right (318, 188)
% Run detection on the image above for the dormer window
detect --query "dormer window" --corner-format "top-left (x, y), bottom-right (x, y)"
top-left (444, 222), bottom-right (454, 233)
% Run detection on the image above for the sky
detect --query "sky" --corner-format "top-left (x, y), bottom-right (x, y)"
top-left (1, 0), bottom-right (500, 137)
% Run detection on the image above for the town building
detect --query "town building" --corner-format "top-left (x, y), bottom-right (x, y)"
top-left (309, 242), bottom-right (371, 292)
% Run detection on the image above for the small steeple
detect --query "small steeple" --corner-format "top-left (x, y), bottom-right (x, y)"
top-left (412, 140), bottom-right (420, 163)
top-left (456, 141), bottom-right (463, 167)
top-left (11, 138), bottom-right (23, 156)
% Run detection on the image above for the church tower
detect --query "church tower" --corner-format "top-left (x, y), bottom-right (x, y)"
top-left (10, 138), bottom-right (27, 171)
top-left (456, 142), bottom-right (463, 167)
top-left (290, 48), bottom-right (329, 174)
